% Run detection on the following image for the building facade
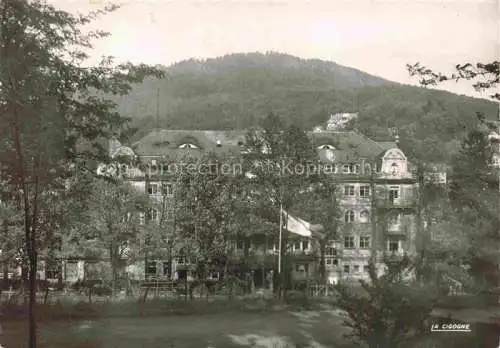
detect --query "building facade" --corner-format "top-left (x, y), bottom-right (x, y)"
top-left (12, 128), bottom-right (426, 286)
top-left (93, 129), bottom-right (421, 285)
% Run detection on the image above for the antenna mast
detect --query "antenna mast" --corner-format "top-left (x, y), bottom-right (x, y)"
top-left (156, 88), bottom-right (160, 133)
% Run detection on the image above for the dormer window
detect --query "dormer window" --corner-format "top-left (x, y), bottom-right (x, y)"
top-left (179, 143), bottom-right (199, 149)
top-left (317, 144), bottom-right (335, 150)
top-left (382, 149), bottom-right (407, 175)
top-left (237, 140), bottom-right (245, 147)
top-left (216, 140), bottom-right (222, 147)
top-left (153, 140), bottom-right (170, 147)
top-left (342, 163), bottom-right (359, 174)
top-left (391, 163), bottom-right (399, 176)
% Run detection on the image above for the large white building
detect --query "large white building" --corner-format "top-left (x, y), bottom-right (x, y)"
top-left (93, 128), bottom-right (423, 285)
top-left (14, 127), bottom-right (437, 287)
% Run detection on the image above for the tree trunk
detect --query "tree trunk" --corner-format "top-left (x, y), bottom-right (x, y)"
top-left (109, 244), bottom-right (121, 297)
top-left (3, 263), bottom-right (8, 285)
top-left (88, 285), bottom-right (93, 303)
top-left (21, 262), bottom-right (28, 305)
top-left (319, 240), bottom-right (326, 282)
top-left (280, 232), bottom-right (289, 300)
top-left (25, 223), bottom-right (38, 348)
top-left (28, 253), bottom-right (37, 348)
top-left (43, 285), bottom-right (49, 305)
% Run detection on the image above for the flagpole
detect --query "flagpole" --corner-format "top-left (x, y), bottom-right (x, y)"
top-left (278, 202), bottom-right (282, 274)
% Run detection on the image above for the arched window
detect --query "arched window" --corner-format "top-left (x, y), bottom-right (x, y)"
top-left (359, 210), bottom-right (370, 223)
top-left (317, 144), bottom-right (335, 150)
top-left (179, 143), bottom-right (199, 149)
top-left (344, 210), bottom-right (355, 223)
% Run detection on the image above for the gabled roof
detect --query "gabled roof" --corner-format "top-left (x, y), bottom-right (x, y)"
top-left (133, 129), bottom-right (246, 156)
top-left (131, 129), bottom-right (402, 164)
top-left (308, 130), bottom-right (393, 162)
top-left (377, 142), bottom-right (398, 151)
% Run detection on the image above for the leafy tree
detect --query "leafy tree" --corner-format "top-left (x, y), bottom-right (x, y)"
top-left (83, 179), bottom-right (149, 294)
top-left (172, 152), bottom-right (243, 295)
top-left (408, 61), bottom-right (499, 101)
top-left (335, 257), bottom-right (440, 348)
top-left (408, 60), bottom-right (500, 347)
top-left (0, 197), bottom-right (23, 283)
top-left (409, 59), bottom-right (500, 287)
top-left (243, 113), bottom-right (318, 296)
top-left (292, 176), bottom-right (340, 282)
top-left (0, 1), bottom-right (163, 346)
top-left (447, 125), bottom-right (499, 299)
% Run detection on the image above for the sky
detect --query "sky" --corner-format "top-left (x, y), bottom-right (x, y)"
top-left (50, 0), bottom-right (499, 99)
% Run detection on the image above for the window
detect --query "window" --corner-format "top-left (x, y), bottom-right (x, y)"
top-left (389, 213), bottom-right (401, 225)
top-left (164, 208), bottom-right (174, 221)
top-left (179, 143), bottom-right (198, 149)
top-left (360, 185), bottom-right (370, 197)
top-left (344, 185), bottom-right (355, 197)
top-left (146, 261), bottom-right (157, 277)
top-left (344, 210), bottom-right (355, 223)
top-left (162, 262), bottom-right (171, 277)
top-left (325, 246), bottom-right (336, 257)
top-left (343, 163), bottom-right (359, 174)
top-left (344, 236), bottom-right (355, 249)
top-left (295, 264), bottom-right (309, 273)
top-left (147, 182), bottom-right (159, 195)
top-left (326, 258), bottom-right (332, 265)
top-left (46, 262), bottom-right (62, 279)
top-left (389, 186), bottom-right (400, 203)
top-left (319, 144), bottom-right (335, 150)
top-left (163, 183), bottom-right (173, 196)
top-left (294, 241), bottom-right (301, 251)
top-left (302, 240), bottom-right (310, 250)
top-left (121, 212), bottom-right (131, 223)
top-left (343, 265), bottom-right (350, 274)
top-left (353, 265), bottom-right (360, 273)
top-left (388, 240), bottom-right (399, 252)
top-left (363, 264), bottom-right (370, 273)
top-left (391, 162), bottom-right (399, 175)
top-left (236, 240), bottom-right (245, 250)
top-left (359, 210), bottom-right (370, 223)
top-left (147, 208), bottom-right (159, 222)
top-left (360, 236), bottom-right (370, 249)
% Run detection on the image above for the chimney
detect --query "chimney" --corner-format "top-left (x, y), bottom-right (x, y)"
top-left (395, 134), bottom-right (400, 147)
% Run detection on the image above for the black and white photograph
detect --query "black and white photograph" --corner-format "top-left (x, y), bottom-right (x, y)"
top-left (0, 0), bottom-right (498, 347)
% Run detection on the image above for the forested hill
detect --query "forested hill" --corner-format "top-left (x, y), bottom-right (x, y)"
top-left (114, 52), bottom-right (498, 164)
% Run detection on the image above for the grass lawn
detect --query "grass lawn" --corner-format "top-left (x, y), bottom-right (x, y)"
top-left (0, 306), bottom-right (353, 348)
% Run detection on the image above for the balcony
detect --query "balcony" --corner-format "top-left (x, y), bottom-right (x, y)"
top-left (376, 189), bottom-right (417, 208)
top-left (383, 250), bottom-right (406, 262)
top-left (374, 171), bottom-right (416, 181)
top-left (386, 222), bottom-right (404, 236)
top-left (341, 248), bottom-right (371, 259)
